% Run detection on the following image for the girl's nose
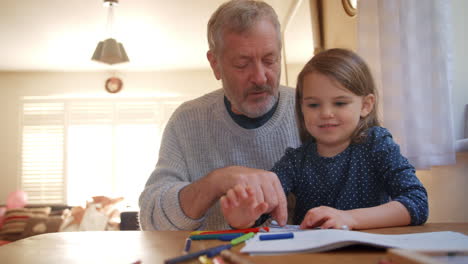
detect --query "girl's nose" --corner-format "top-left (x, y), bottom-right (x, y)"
top-left (320, 107), bottom-right (334, 119)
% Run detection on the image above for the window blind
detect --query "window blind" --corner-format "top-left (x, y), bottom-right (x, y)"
top-left (20, 98), bottom-right (184, 206)
top-left (22, 102), bottom-right (65, 204)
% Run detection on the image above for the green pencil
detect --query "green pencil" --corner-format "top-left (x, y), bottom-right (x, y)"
top-left (230, 232), bottom-right (255, 246)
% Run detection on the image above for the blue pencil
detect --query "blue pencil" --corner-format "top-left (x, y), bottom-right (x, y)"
top-left (218, 233), bottom-right (245, 241)
top-left (259, 232), bottom-right (294, 241)
top-left (183, 238), bottom-right (191, 253)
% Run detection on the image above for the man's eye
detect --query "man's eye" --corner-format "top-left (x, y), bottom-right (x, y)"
top-left (234, 64), bottom-right (248, 69)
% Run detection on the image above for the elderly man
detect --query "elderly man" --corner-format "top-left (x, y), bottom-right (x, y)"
top-left (139, 0), bottom-right (300, 230)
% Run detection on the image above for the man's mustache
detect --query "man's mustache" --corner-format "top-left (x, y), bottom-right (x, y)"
top-left (245, 85), bottom-right (273, 97)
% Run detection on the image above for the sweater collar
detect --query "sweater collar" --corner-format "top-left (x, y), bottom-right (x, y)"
top-left (223, 95), bottom-right (279, 129)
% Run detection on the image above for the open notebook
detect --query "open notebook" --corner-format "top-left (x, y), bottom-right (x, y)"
top-left (241, 229), bottom-right (468, 255)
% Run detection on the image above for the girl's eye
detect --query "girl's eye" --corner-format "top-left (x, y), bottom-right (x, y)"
top-left (307, 103), bottom-right (319, 108)
top-left (335, 102), bottom-right (347, 106)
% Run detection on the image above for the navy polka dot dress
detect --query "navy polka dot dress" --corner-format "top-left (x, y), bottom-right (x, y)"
top-left (272, 126), bottom-right (428, 225)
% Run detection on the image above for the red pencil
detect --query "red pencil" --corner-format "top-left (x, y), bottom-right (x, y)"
top-left (200, 227), bottom-right (269, 235)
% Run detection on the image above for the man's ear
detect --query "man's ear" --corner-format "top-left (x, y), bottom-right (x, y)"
top-left (360, 94), bottom-right (375, 118)
top-left (207, 50), bottom-right (221, 80)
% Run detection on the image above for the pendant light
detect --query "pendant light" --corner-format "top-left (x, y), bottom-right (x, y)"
top-left (92, 0), bottom-right (129, 65)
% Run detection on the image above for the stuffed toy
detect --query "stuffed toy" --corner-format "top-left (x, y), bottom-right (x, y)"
top-left (59, 196), bottom-right (123, 232)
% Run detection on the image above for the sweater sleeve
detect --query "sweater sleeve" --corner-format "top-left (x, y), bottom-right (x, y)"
top-left (369, 127), bottom-right (429, 225)
top-left (138, 112), bottom-right (205, 230)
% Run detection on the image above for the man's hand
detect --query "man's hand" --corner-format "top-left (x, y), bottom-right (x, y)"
top-left (220, 184), bottom-right (269, 229)
top-left (212, 166), bottom-right (288, 226)
top-left (179, 166), bottom-right (287, 225)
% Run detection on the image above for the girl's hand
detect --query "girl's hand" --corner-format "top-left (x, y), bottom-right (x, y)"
top-left (220, 184), bottom-right (269, 229)
top-left (300, 206), bottom-right (357, 230)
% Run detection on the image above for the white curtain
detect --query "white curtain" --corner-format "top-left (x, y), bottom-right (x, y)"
top-left (357, 0), bottom-right (456, 169)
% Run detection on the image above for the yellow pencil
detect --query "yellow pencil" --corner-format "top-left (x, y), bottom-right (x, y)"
top-left (199, 255), bottom-right (213, 264)
top-left (190, 230), bottom-right (210, 235)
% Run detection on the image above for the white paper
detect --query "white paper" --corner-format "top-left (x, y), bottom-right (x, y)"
top-left (241, 229), bottom-right (468, 255)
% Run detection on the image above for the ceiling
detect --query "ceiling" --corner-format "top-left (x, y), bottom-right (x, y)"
top-left (0, 0), bottom-right (313, 72)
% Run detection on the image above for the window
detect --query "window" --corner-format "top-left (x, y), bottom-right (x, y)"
top-left (20, 97), bottom-right (184, 207)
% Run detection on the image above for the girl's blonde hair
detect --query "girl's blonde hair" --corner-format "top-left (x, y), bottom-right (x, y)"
top-left (295, 48), bottom-right (380, 143)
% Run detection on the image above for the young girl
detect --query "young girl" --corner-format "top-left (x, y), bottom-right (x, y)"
top-left (220, 48), bottom-right (428, 230)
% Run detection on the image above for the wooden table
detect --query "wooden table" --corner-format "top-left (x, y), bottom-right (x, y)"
top-left (0, 223), bottom-right (467, 264)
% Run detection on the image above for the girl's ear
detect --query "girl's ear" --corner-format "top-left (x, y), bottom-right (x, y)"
top-left (360, 94), bottom-right (375, 118)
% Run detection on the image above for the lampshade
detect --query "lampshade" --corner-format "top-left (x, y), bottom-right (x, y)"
top-left (92, 38), bottom-right (129, 65)
top-left (91, 0), bottom-right (129, 65)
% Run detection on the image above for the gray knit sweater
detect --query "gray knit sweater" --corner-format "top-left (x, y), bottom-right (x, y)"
top-left (139, 86), bottom-right (300, 230)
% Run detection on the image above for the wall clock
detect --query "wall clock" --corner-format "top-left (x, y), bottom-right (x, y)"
top-left (105, 77), bottom-right (123, 93)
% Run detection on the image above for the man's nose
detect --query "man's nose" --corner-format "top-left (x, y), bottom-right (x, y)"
top-left (251, 63), bottom-right (267, 86)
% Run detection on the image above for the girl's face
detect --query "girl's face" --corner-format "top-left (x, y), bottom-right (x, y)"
top-left (301, 72), bottom-right (374, 157)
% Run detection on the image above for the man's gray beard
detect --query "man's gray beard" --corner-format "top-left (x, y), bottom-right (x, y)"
top-left (233, 85), bottom-right (278, 118)
top-left (239, 93), bottom-right (277, 118)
